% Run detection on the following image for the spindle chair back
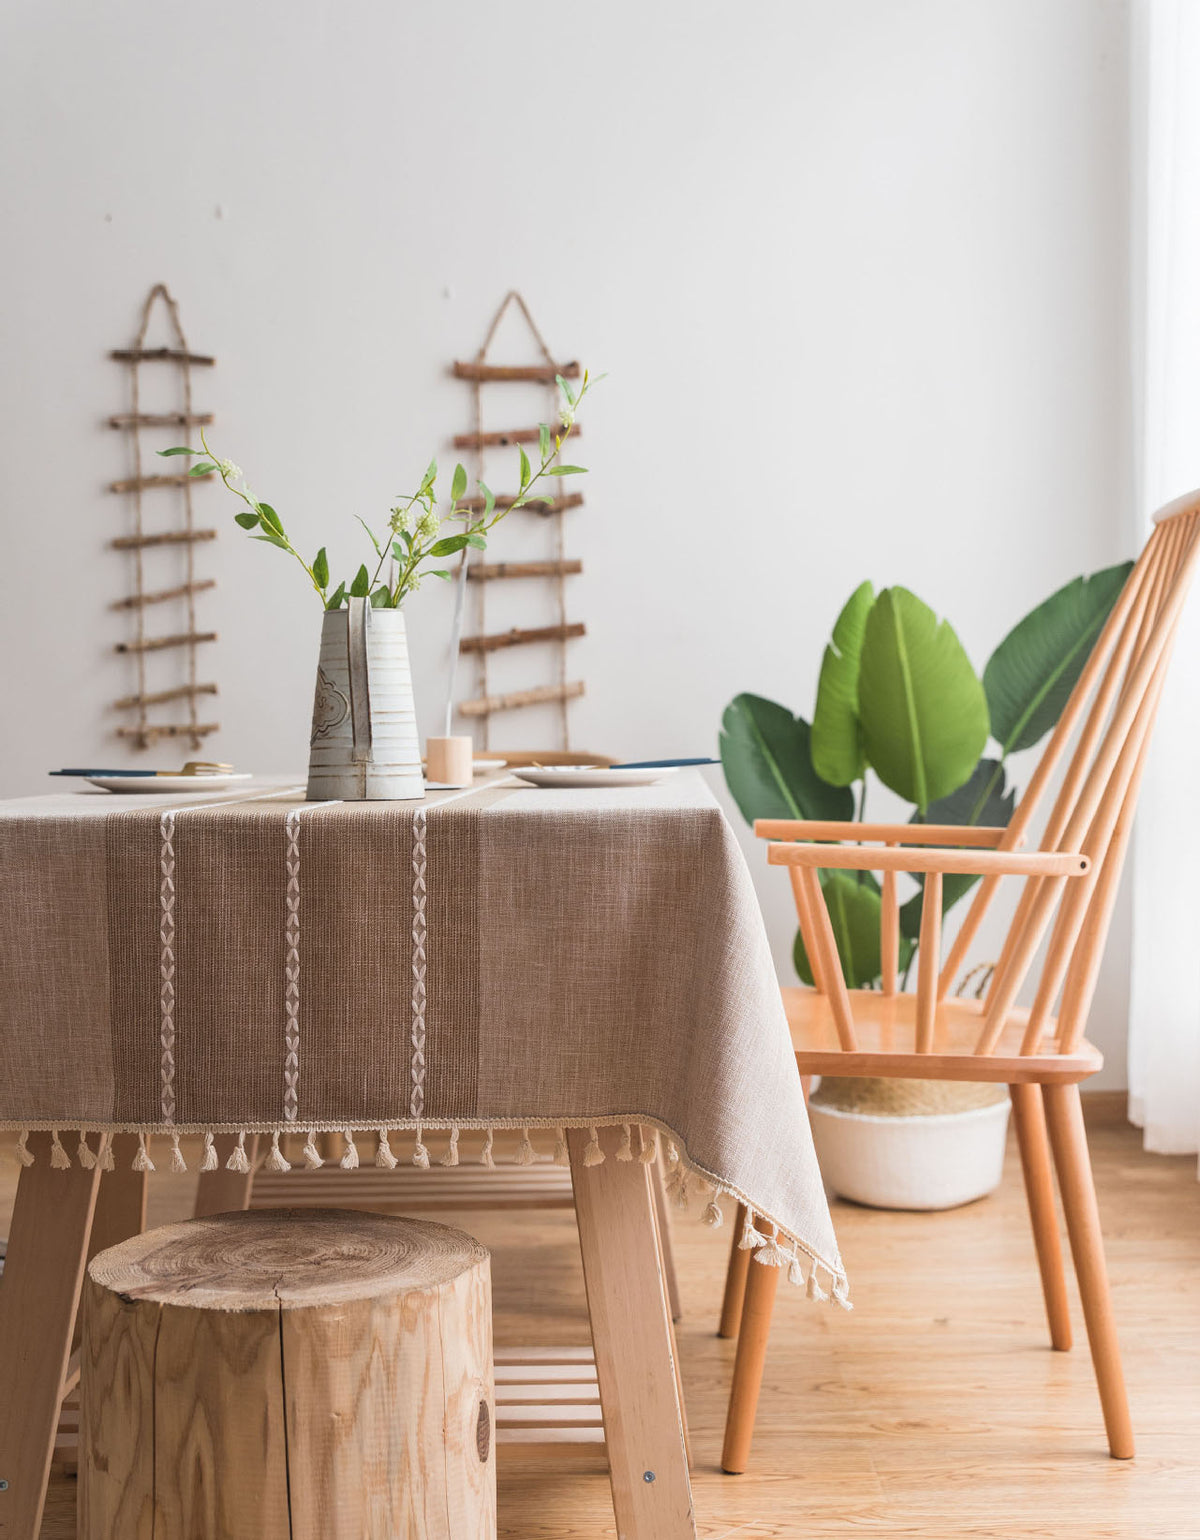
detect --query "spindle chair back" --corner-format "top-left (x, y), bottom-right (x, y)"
top-left (719, 492), bottom-right (1200, 1476)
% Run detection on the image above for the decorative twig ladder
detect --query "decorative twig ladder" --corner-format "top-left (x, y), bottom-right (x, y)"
top-left (451, 292), bottom-right (584, 749)
top-left (109, 284), bottom-right (218, 750)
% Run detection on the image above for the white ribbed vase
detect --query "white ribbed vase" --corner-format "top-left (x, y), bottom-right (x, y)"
top-left (306, 598), bottom-right (424, 801)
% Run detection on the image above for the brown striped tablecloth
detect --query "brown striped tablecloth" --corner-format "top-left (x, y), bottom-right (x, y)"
top-left (0, 773), bottom-right (847, 1299)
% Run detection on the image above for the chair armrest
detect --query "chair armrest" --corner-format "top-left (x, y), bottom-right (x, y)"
top-left (764, 842), bottom-right (1089, 878)
top-left (754, 818), bottom-right (1016, 848)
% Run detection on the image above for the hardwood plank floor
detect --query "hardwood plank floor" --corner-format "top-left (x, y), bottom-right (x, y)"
top-left (2, 1102), bottom-right (1196, 1538)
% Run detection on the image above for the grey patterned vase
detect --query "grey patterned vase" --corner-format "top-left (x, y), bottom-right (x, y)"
top-left (306, 598), bottom-right (424, 800)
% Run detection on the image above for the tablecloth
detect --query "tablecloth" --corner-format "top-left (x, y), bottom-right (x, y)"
top-left (0, 773), bottom-right (847, 1301)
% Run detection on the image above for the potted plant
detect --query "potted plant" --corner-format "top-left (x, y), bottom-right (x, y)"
top-left (720, 562), bottom-right (1130, 1209)
top-left (159, 371), bottom-right (593, 799)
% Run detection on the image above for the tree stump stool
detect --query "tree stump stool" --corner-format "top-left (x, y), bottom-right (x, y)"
top-left (79, 1208), bottom-right (495, 1540)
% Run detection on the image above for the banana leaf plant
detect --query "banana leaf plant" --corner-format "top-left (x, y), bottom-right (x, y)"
top-left (719, 562), bottom-right (1132, 988)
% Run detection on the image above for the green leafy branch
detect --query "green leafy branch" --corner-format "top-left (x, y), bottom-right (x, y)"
top-left (157, 369), bottom-right (595, 611)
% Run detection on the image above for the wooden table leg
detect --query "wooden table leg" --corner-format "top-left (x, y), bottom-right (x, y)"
top-left (193, 1133), bottom-right (260, 1218)
top-left (569, 1127), bottom-right (695, 1540)
top-left (649, 1157), bottom-right (684, 1323)
top-left (71, 1135), bottom-right (148, 1356)
top-left (86, 1134), bottom-right (148, 1262)
top-left (0, 1133), bottom-right (102, 1540)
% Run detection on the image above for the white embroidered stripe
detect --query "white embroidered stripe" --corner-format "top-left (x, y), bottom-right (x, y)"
top-left (410, 806), bottom-right (428, 1118)
top-left (284, 809), bottom-right (302, 1122)
top-left (402, 783), bottom-right (481, 1121)
top-left (280, 800), bottom-right (340, 1124)
top-left (158, 811), bottom-right (177, 1123)
top-left (149, 785), bottom-right (306, 1125)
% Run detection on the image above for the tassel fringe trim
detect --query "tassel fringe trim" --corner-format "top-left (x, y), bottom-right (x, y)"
top-left (6, 1120), bottom-right (848, 1305)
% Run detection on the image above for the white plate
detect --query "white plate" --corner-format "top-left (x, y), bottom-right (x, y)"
top-left (509, 766), bottom-right (678, 789)
top-left (86, 773), bottom-right (253, 794)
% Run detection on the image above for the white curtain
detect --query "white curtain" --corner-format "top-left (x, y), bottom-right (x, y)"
top-left (1129, 0), bottom-right (1200, 1170)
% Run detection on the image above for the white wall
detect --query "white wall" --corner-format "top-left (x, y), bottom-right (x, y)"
top-left (0, 0), bottom-right (1134, 1082)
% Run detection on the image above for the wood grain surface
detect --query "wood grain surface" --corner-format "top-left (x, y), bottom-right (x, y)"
top-left (7, 1103), bottom-right (1199, 1539)
top-left (78, 1210), bottom-right (493, 1539)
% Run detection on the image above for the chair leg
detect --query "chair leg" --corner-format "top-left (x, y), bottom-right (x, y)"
top-left (1010, 1083), bottom-right (1072, 1350)
top-left (1043, 1083), bottom-right (1134, 1459)
top-left (717, 1203), bottom-right (751, 1338)
top-left (720, 1225), bottom-right (781, 1474)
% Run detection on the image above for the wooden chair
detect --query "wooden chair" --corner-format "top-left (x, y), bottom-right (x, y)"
top-left (719, 491), bottom-right (1200, 1473)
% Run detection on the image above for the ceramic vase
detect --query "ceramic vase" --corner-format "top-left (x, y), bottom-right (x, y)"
top-left (306, 597), bottom-right (424, 801)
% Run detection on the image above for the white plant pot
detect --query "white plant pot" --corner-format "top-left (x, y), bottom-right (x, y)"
top-left (306, 598), bottom-right (425, 801)
top-left (808, 1095), bottom-right (1012, 1211)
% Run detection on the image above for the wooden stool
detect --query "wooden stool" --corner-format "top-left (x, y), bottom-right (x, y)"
top-left (79, 1208), bottom-right (495, 1540)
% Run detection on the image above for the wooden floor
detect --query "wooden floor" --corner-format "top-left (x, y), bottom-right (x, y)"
top-left (2, 1100), bottom-right (1197, 1538)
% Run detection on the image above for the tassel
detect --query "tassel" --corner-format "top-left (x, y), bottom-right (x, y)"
top-left (412, 1124), bottom-right (430, 1169)
top-left (806, 1267), bottom-right (828, 1303)
top-left (616, 1124), bottom-right (633, 1161)
top-left (665, 1164), bottom-right (689, 1208)
top-left (788, 1246), bottom-right (805, 1288)
top-left (302, 1131), bottom-right (323, 1169)
top-left (226, 1132), bottom-right (250, 1174)
top-left (50, 1130), bottom-right (71, 1169)
top-left (515, 1128), bottom-right (536, 1166)
top-left (99, 1135), bottom-right (116, 1172)
top-left (638, 1126), bottom-right (657, 1165)
top-left (439, 1126), bottom-right (460, 1167)
top-left (263, 1131), bottom-right (290, 1173)
top-left (553, 1128), bottom-right (570, 1166)
top-left (665, 1139), bottom-right (679, 1166)
top-left (77, 1131), bottom-right (97, 1171)
top-left (200, 1132), bottom-right (218, 1172)
top-left (582, 1127), bottom-right (605, 1167)
top-left (832, 1276), bottom-right (854, 1312)
top-left (132, 1132), bottom-right (155, 1173)
top-left (169, 1133), bottom-right (188, 1173)
top-left (375, 1130), bottom-right (398, 1169)
top-left (703, 1195), bottom-right (725, 1229)
top-left (340, 1130), bottom-right (359, 1170)
top-left (480, 1127), bottom-right (495, 1167)
top-left (739, 1209), bottom-right (765, 1251)
top-left (755, 1237), bottom-right (790, 1269)
top-left (16, 1130), bottom-right (34, 1167)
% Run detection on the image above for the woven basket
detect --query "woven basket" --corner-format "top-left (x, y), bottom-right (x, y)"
top-left (808, 1078), bottom-right (1011, 1211)
top-left (810, 1077), bottom-right (1009, 1117)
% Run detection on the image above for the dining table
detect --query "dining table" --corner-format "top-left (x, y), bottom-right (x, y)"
top-left (0, 769), bottom-right (846, 1540)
